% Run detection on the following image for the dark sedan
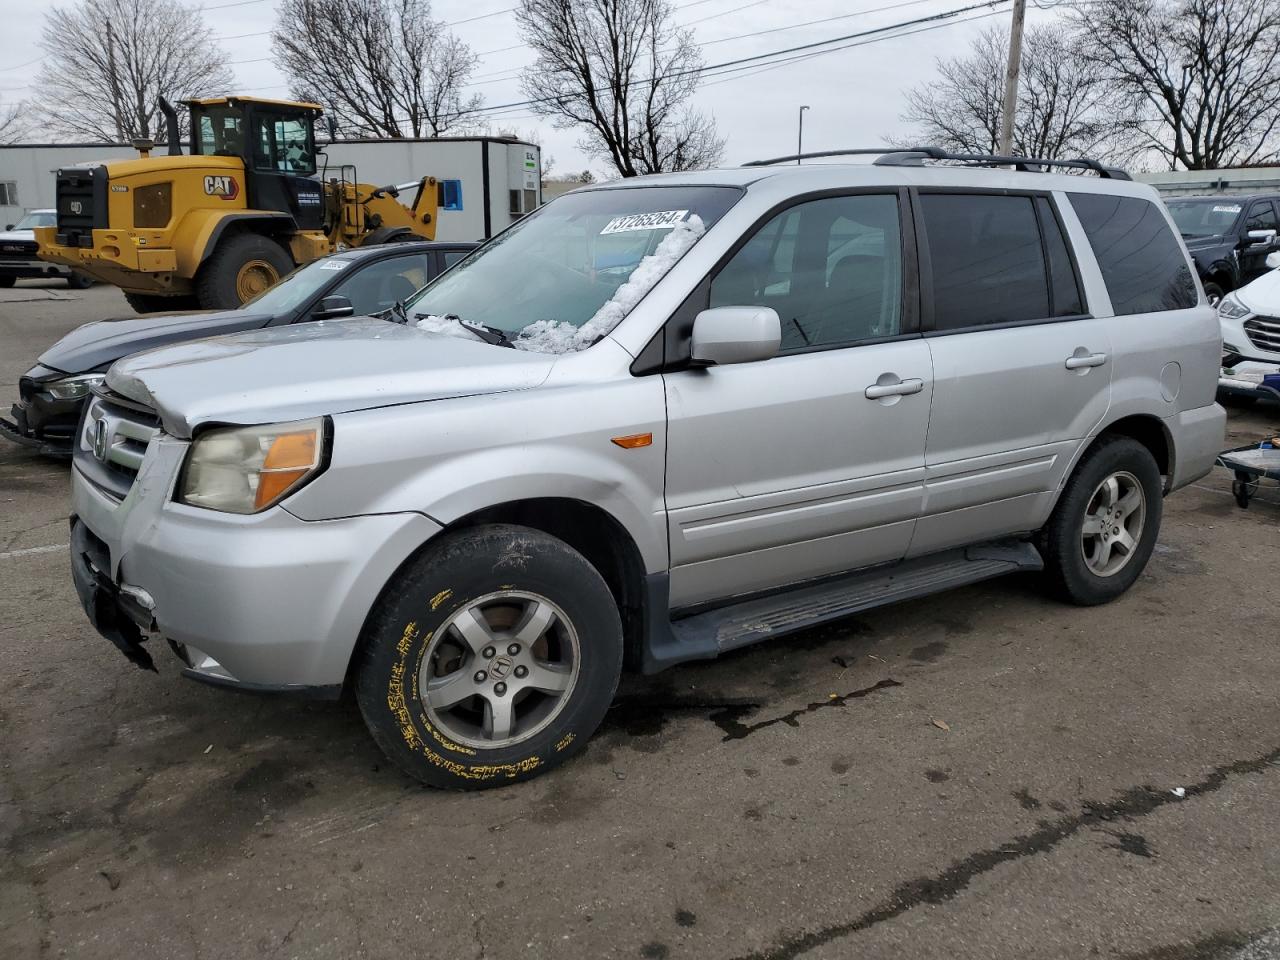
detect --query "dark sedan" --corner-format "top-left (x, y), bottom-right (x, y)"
top-left (1, 240), bottom-right (476, 457)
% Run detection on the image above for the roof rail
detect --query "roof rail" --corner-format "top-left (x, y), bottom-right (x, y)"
top-left (743, 145), bottom-right (1131, 180)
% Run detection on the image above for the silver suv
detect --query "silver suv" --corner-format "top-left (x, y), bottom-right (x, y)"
top-left (69, 149), bottom-right (1225, 788)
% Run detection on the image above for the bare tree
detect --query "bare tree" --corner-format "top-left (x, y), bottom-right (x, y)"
top-left (902, 24), bottom-right (1135, 161)
top-left (0, 102), bottom-right (27, 144)
top-left (274, 0), bottom-right (482, 138)
top-left (516, 0), bottom-right (724, 177)
top-left (34, 0), bottom-right (232, 143)
top-left (1071, 0), bottom-right (1280, 169)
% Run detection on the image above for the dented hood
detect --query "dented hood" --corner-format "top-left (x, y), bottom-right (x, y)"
top-left (105, 316), bottom-right (556, 437)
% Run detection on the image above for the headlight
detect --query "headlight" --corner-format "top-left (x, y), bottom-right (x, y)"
top-left (42, 373), bottom-right (106, 400)
top-left (178, 417), bottom-right (327, 514)
top-left (1217, 293), bottom-right (1252, 320)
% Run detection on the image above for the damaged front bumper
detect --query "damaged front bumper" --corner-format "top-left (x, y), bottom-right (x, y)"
top-left (69, 421), bottom-right (441, 695)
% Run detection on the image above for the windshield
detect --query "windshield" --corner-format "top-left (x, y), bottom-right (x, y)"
top-left (407, 185), bottom-right (743, 353)
top-left (1166, 199), bottom-right (1242, 238)
top-left (240, 256), bottom-right (351, 314)
top-left (12, 211), bottom-right (55, 230)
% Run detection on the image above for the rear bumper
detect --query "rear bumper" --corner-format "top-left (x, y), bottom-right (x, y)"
top-left (71, 447), bottom-right (442, 690)
top-left (1166, 404), bottom-right (1227, 491)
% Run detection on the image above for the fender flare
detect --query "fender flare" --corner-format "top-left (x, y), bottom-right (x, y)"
top-left (178, 212), bottom-right (298, 277)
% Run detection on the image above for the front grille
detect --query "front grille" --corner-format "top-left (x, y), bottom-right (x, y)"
top-left (55, 165), bottom-right (108, 248)
top-left (0, 239), bottom-right (38, 260)
top-left (75, 390), bottom-right (161, 501)
top-left (1243, 315), bottom-right (1280, 355)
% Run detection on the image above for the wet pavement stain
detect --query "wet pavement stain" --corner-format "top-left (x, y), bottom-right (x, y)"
top-left (641, 942), bottom-right (670, 958)
top-left (731, 745), bottom-right (1280, 960)
top-left (1012, 787), bottom-right (1042, 810)
top-left (711, 679), bottom-right (902, 742)
top-left (924, 769), bottom-right (950, 783)
top-left (675, 909), bottom-right (697, 928)
top-left (908, 641), bottom-right (948, 663)
top-left (1105, 830), bottom-right (1155, 858)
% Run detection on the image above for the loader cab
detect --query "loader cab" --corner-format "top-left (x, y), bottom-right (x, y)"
top-left (186, 96), bottom-right (325, 231)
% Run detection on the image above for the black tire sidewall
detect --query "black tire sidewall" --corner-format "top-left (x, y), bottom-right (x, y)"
top-left (1044, 437), bottom-right (1163, 605)
top-left (1203, 282), bottom-right (1225, 305)
top-left (354, 524), bottom-right (624, 789)
top-left (66, 272), bottom-right (93, 289)
top-left (0, 276), bottom-right (15, 288)
top-left (196, 232), bottom-right (294, 309)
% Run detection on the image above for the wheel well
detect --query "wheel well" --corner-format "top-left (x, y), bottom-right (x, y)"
top-left (1096, 415), bottom-right (1172, 487)
top-left (1205, 269), bottom-right (1232, 293)
top-left (446, 499), bottom-right (649, 670)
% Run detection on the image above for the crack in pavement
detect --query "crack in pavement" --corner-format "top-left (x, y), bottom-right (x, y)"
top-left (734, 745), bottom-right (1280, 960)
top-left (710, 678), bottom-right (902, 741)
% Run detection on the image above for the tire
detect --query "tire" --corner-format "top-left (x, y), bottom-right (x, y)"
top-left (65, 271), bottom-right (94, 290)
top-left (123, 291), bottom-right (200, 314)
top-left (0, 276), bottom-right (15, 288)
top-left (354, 523), bottom-right (624, 790)
top-left (1203, 281), bottom-right (1225, 306)
top-left (194, 232), bottom-right (294, 310)
top-left (1040, 436), bottom-right (1163, 606)
top-left (1219, 391), bottom-right (1257, 408)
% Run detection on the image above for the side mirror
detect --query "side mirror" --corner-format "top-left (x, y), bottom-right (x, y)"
top-left (1245, 228), bottom-right (1277, 248)
top-left (312, 295), bottom-right (354, 320)
top-left (1267, 251), bottom-right (1280, 270)
top-left (4, 224), bottom-right (12, 231)
top-left (690, 306), bottom-right (781, 366)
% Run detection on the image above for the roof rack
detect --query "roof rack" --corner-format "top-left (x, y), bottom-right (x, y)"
top-left (742, 146), bottom-right (1131, 180)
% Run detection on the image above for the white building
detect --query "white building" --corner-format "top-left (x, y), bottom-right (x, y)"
top-left (1136, 167), bottom-right (1280, 197)
top-left (0, 136), bottom-right (541, 241)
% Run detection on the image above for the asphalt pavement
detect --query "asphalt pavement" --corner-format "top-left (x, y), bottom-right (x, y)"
top-left (1, 280), bottom-right (1278, 960)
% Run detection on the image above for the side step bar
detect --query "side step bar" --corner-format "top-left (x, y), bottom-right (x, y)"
top-left (641, 541), bottom-right (1043, 673)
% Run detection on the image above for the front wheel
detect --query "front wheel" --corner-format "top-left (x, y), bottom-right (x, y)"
top-left (194, 232), bottom-right (294, 309)
top-left (0, 276), bottom-right (15, 288)
top-left (354, 524), bottom-right (623, 789)
top-left (1203, 281), bottom-right (1225, 306)
top-left (1040, 436), bottom-right (1163, 605)
top-left (66, 271), bottom-right (94, 289)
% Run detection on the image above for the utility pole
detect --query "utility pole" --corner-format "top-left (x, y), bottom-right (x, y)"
top-left (998, 0), bottom-right (1026, 156)
top-left (797, 105), bottom-right (810, 163)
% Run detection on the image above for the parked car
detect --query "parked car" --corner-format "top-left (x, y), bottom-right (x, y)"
top-left (0, 209), bottom-right (93, 289)
top-left (1165, 193), bottom-right (1280, 303)
top-left (67, 149), bottom-right (1224, 789)
top-left (1, 240), bottom-right (476, 456)
top-left (1218, 250), bottom-right (1280, 403)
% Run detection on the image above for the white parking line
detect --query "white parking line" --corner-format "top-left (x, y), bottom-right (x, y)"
top-left (0, 543), bottom-right (67, 560)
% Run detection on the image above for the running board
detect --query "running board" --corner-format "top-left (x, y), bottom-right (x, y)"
top-left (640, 541), bottom-right (1043, 673)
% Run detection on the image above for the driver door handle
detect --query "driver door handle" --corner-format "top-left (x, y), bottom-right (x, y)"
top-left (1065, 352), bottom-right (1108, 370)
top-left (865, 378), bottom-right (924, 399)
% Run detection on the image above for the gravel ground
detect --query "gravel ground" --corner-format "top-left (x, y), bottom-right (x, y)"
top-left (1, 280), bottom-right (1278, 960)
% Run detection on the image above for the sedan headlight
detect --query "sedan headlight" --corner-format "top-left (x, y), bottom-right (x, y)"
top-left (1217, 293), bottom-right (1252, 320)
top-left (178, 418), bottom-right (327, 514)
top-left (42, 373), bottom-right (106, 400)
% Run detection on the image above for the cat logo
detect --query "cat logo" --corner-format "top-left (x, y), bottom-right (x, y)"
top-left (203, 175), bottom-right (239, 201)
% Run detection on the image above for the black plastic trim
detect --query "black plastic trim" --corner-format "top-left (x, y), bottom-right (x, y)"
top-left (199, 213), bottom-right (297, 265)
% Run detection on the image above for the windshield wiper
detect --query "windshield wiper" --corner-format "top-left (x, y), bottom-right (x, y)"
top-left (458, 316), bottom-right (516, 349)
top-left (390, 300), bottom-right (410, 324)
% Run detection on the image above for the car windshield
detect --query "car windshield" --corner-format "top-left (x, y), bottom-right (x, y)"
top-left (240, 255), bottom-right (358, 314)
top-left (407, 185), bottom-right (743, 353)
top-left (12, 211), bottom-right (55, 230)
top-left (1166, 198), bottom-right (1243, 238)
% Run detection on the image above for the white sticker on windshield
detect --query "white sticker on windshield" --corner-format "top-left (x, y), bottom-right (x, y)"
top-left (600, 210), bottom-right (689, 234)
top-left (1213, 204), bottom-right (1242, 213)
top-left (319, 260), bottom-right (349, 271)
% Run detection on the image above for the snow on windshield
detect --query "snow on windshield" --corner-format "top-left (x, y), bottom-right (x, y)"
top-left (414, 214), bottom-right (707, 354)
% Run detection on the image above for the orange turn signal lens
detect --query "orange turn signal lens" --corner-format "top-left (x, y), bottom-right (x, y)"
top-left (611, 432), bottom-right (653, 449)
top-left (254, 431), bottom-right (320, 510)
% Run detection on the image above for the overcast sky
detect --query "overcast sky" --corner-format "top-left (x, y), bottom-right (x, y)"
top-left (0, 0), bottom-right (1066, 173)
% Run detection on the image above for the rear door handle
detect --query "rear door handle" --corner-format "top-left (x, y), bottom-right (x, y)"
top-left (865, 378), bottom-right (924, 399)
top-left (1065, 352), bottom-right (1108, 370)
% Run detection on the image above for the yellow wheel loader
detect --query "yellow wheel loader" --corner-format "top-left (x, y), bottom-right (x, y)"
top-left (34, 96), bottom-right (440, 312)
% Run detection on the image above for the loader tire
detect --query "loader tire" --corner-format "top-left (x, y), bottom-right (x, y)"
top-left (124, 292), bottom-right (200, 314)
top-left (195, 232), bottom-right (294, 310)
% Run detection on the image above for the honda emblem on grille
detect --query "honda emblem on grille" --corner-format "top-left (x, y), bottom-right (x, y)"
top-left (92, 418), bottom-right (109, 461)
top-left (70, 200), bottom-right (83, 215)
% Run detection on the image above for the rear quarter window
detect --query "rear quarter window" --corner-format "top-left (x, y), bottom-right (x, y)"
top-left (1068, 193), bottom-right (1197, 315)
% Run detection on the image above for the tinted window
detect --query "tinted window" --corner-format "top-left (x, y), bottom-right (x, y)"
top-left (1069, 193), bottom-right (1197, 314)
top-left (334, 255), bottom-right (430, 315)
top-left (710, 194), bottom-right (902, 351)
top-left (1036, 197), bottom-right (1084, 316)
top-left (442, 249), bottom-right (469, 268)
top-left (1246, 201), bottom-right (1278, 232)
top-left (921, 194), bottom-right (1049, 330)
